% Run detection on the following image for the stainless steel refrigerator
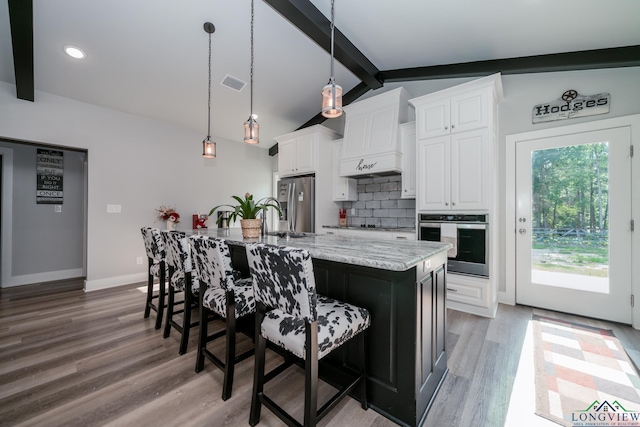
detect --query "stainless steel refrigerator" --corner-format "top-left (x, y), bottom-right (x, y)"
top-left (277, 176), bottom-right (315, 233)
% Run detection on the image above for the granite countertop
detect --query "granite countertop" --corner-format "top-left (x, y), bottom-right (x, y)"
top-left (322, 225), bottom-right (416, 232)
top-left (187, 228), bottom-right (450, 272)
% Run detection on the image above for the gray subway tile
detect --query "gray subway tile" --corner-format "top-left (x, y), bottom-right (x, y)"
top-left (373, 191), bottom-right (390, 201)
top-left (373, 209), bottom-right (389, 218)
top-left (381, 218), bottom-right (399, 228)
top-left (365, 200), bottom-right (381, 209)
top-left (381, 200), bottom-right (397, 208)
top-left (359, 192), bottom-right (373, 201)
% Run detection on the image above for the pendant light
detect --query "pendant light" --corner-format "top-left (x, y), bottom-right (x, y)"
top-left (321, 0), bottom-right (342, 118)
top-left (202, 22), bottom-right (217, 158)
top-left (244, 0), bottom-right (259, 144)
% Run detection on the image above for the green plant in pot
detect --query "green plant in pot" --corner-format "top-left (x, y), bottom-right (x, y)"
top-left (209, 192), bottom-right (281, 238)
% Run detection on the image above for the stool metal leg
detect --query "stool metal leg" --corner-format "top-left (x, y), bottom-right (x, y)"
top-left (154, 263), bottom-right (166, 330)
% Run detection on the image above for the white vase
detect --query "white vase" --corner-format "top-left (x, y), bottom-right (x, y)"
top-left (166, 220), bottom-right (175, 231)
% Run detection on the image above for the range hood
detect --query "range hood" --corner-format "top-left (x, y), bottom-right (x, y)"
top-left (339, 87), bottom-right (411, 178)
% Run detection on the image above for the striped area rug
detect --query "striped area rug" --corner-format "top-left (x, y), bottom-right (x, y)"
top-left (533, 315), bottom-right (640, 426)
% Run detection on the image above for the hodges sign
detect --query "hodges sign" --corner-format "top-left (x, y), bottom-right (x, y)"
top-left (533, 90), bottom-right (610, 124)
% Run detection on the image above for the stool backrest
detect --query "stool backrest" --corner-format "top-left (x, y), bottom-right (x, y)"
top-left (140, 227), bottom-right (166, 261)
top-left (162, 231), bottom-right (195, 273)
top-left (190, 235), bottom-right (235, 291)
top-left (246, 243), bottom-right (317, 322)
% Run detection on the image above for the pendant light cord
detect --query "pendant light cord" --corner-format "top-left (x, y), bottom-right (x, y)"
top-left (250, 0), bottom-right (254, 117)
top-left (207, 30), bottom-right (212, 139)
top-left (330, 0), bottom-right (335, 83)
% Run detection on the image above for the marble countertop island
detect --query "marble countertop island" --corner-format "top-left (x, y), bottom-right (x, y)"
top-left (188, 228), bottom-right (450, 272)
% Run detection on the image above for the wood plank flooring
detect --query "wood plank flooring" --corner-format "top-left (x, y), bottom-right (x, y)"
top-left (2, 280), bottom-right (640, 427)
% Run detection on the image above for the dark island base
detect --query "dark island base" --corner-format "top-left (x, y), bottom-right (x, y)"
top-left (230, 246), bottom-right (448, 427)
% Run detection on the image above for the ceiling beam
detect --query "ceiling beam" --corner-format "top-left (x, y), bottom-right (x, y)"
top-left (262, 0), bottom-right (383, 90)
top-left (380, 45), bottom-right (640, 82)
top-left (7, 0), bottom-right (34, 102)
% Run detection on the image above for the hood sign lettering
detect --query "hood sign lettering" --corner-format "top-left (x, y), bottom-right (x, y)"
top-left (356, 159), bottom-right (377, 171)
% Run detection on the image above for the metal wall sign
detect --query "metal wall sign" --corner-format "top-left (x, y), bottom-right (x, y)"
top-left (36, 148), bottom-right (64, 204)
top-left (532, 90), bottom-right (610, 124)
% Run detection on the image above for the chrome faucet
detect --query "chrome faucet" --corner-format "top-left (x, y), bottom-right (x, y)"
top-left (260, 197), bottom-right (283, 236)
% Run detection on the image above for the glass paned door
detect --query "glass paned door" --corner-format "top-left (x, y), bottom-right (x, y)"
top-left (516, 127), bottom-right (632, 323)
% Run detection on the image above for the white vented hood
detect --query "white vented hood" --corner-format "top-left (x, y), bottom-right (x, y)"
top-left (339, 87), bottom-right (411, 177)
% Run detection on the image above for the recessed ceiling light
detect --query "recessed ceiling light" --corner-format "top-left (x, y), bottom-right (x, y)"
top-left (64, 45), bottom-right (86, 59)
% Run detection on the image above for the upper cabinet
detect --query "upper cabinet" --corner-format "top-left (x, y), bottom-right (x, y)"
top-left (410, 73), bottom-right (503, 212)
top-left (340, 88), bottom-right (411, 177)
top-left (416, 89), bottom-right (490, 140)
top-left (332, 140), bottom-right (357, 201)
top-left (400, 122), bottom-right (416, 199)
top-left (276, 125), bottom-right (341, 178)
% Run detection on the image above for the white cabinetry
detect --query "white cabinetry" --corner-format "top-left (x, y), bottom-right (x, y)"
top-left (446, 274), bottom-right (491, 316)
top-left (411, 75), bottom-right (500, 213)
top-left (416, 89), bottom-right (490, 140)
top-left (410, 73), bottom-right (503, 319)
top-left (400, 122), bottom-right (416, 199)
top-left (275, 125), bottom-right (341, 233)
top-left (277, 132), bottom-right (316, 177)
top-left (332, 140), bottom-right (357, 201)
top-left (340, 88), bottom-right (410, 177)
top-left (416, 129), bottom-right (490, 211)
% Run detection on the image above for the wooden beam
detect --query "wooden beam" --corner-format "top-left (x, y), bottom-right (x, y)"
top-left (262, 0), bottom-right (383, 90)
top-left (380, 45), bottom-right (640, 82)
top-left (8, 0), bottom-right (34, 101)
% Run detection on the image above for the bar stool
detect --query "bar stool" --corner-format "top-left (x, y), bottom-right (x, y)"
top-left (189, 235), bottom-right (256, 401)
top-left (161, 230), bottom-right (200, 355)
top-left (246, 243), bottom-right (371, 427)
top-left (140, 227), bottom-right (167, 330)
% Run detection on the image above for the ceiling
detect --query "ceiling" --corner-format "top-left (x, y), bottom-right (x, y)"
top-left (2, 0), bottom-right (640, 150)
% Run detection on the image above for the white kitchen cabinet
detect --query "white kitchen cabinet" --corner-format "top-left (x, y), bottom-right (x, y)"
top-left (411, 73), bottom-right (502, 319)
top-left (446, 274), bottom-right (491, 316)
top-left (416, 88), bottom-right (489, 140)
top-left (277, 133), bottom-right (315, 177)
top-left (275, 125), bottom-right (341, 233)
top-left (339, 87), bottom-right (410, 177)
top-left (400, 122), bottom-right (416, 199)
top-left (332, 140), bottom-right (357, 201)
top-left (416, 128), bottom-right (490, 211)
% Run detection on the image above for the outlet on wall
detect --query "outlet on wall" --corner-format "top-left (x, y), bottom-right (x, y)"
top-left (136, 257), bottom-right (143, 265)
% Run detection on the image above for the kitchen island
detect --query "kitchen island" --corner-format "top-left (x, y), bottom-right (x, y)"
top-left (188, 228), bottom-right (451, 427)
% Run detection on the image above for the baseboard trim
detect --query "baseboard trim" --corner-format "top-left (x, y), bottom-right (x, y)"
top-left (85, 273), bottom-right (147, 292)
top-left (1, 268), bottom-right (85, 288)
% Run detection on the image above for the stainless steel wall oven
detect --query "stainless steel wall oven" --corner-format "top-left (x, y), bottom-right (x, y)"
top-left (418, 214), bottom-right (489, 277)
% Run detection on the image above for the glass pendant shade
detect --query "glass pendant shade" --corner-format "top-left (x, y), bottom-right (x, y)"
top-left (321, 81), bottom-right (343, 118)
top-left (243, 117), bottom-right (260, 144)
top-left (202, 136), bottom-right (216, 158)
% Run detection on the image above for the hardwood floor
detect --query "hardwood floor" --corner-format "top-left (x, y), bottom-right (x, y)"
top-left (2, 280), bottom-right (640, 427)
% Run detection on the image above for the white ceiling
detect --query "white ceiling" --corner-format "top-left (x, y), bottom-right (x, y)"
top-left (1, 0), bottom-right (639, 148)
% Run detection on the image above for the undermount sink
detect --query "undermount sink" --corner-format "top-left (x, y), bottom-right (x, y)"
top-left (266, 231), bottom-right (311, 238)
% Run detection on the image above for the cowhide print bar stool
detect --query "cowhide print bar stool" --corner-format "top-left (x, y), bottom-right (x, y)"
top-left (140, 227), bottom-right (167, 330)
top-left (246, 243), bottom-right (371, 427)
top-left (189, 235), bottom-right (257, 400)
top-left (161, 230), bottom-right (201, 355)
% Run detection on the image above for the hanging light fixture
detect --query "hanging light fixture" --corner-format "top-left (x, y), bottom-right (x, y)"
top-left (202, 22), bottom-right (217, 158)
top-left (244, 0), bottom-right (259, 144)
top-left (321, 0), bottom-right (342, 118)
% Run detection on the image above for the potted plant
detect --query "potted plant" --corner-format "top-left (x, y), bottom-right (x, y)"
top-left (209, 193), bottom-right (281, 238)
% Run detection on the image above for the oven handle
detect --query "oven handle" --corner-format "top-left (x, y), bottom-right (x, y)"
top-left (419, 222), bottom-right (487, 230)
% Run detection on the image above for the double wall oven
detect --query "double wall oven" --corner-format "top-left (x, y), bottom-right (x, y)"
top-left (418, 214), bottom-right (489, 277)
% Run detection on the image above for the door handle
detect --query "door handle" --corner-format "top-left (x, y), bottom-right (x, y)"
top-left (519, 217), bottom-right (527, 223)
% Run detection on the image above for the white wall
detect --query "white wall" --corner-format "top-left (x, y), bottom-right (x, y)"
top-left (367, 66), bottom-right (640, 296)
top-left (0, 81), bottom-right (273, 290)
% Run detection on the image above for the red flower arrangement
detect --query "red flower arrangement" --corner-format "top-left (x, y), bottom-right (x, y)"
top-left (156, 206), bottom-right (180, 223)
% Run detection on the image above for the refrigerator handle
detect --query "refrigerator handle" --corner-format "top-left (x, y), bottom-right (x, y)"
top-left (289, 182), bottom-right (297, 232)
